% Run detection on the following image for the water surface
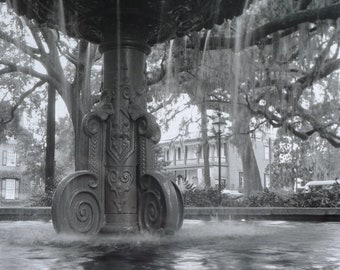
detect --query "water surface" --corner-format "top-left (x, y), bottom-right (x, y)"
top-left (0, 219), bottom-right (339, 269)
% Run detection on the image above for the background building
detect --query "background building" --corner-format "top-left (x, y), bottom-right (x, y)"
top-left (154, 95), bottom-right (275, 192)
top-left (0, 138), bottom-right (28, 206)
top-left (159, 133), bottom-right (273, 192)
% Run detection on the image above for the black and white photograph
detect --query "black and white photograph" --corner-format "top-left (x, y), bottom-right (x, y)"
top-left (0, 1), bottom-right (340, 269)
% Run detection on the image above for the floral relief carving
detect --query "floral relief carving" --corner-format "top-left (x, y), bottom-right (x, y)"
top-left (109, 113), bottom-right (133, 162)
top-left (107, 168), bottom-right (134, 213)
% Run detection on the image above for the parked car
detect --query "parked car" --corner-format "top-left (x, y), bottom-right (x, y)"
top-left (303, 180), bottom-right (340, 193)
top-left (294, 177), bottom-right (305, 193)
top-left (221, 189), bottom-right (244, 199)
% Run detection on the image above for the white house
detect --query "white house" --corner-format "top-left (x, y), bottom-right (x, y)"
top-left (154, 94), bottom-right (275, 191)
top-left (159, 133), bottom-right (273, 191)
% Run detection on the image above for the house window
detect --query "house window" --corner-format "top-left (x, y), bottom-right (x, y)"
top-left (2, 150), bottom-right (7, 166)
top-left (177, 147), bottom-right (181, 160)
top-left (1, 178), bottom-right (20, 200)
top-left (7, 151), bottom-right (16, 166)
top-left (264, 145), bottom-right (270, 160)
top-left (2, 150), bottom-right (16, 167)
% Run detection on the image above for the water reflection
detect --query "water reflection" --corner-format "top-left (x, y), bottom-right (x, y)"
top-left (0, 220), bottom-right (340, 269)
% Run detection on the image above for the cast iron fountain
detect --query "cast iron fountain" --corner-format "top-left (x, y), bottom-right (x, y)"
top-left (5, 0), bottom-right (246, 234)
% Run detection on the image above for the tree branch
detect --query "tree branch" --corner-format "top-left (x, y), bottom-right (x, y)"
top-left (0, 59), bottom-right (49, 80)
top-left (0, 80), bottom-right (46, 125)
top-left (245, 56), bottom-right (340, 147)
top-left (0, 28), bottom-right (40, 60)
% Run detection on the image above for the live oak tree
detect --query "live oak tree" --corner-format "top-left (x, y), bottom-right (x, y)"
top-left (146, 0), bottom-right (340, 194)
top-left (0, 5), bottom-right (101, 171)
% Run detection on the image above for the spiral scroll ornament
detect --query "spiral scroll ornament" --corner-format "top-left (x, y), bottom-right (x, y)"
top-left (66, 191), bottom-right (102, 233)
top-left (82, 107), bottom-right (112, 137)
top-left (52, 171), bottom-right (104, 234)
top-left (142, 188), bottom-right (165, 231)
top-left (137, 114), bottom-right (161, 144)
top-left (138, 173), bottom-right (184, 234)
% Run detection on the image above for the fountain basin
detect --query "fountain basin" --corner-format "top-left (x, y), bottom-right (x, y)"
top-left (1, 219), bottom-right (340, 269)
top-left (0, 207), bottom-right (51, 221)
top-left (2, 207), bottom-right (340, 222)
top-left (185, 207), bottom-right (340, 222)
top-left (6, 0), bottom-right (246, 45)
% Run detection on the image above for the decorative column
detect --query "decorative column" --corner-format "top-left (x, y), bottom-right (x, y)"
top-left (98, 29), bottom-right (150, 232)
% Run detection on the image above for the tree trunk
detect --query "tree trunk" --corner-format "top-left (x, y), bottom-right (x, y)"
top-left (237, 134), bottom-right (263, 195)
top-left (40, 28), bottom-right (88, 172)
top-left (232, 106), bottom-right (263, 195)
top-left (45, 84), bottom-right (55, 194)
top-left (70, 41), bottom-right (97, 170)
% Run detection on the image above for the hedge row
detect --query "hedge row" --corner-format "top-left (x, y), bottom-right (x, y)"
top-left (31, 186), bottom-right (340, 208)
top-left (183, 188), bottom-right (340, 208)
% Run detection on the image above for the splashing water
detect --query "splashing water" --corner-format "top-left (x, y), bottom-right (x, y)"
top-left (57, 0), bottom-right (66, 33)
top-left (231, 0), bottom-right (258, 122)
top-left (201, 30), bottom-right (211, 65)
top-left (115, 0), bottom-right (121, 114)
top-left (183, 36), bottom-right (188, 60)
top-left (166, 39), bottom-right (174, 94)
top-left (232, 16), bottom-right (244, 119)
top-left (83, 43), bottom-right (93, 110)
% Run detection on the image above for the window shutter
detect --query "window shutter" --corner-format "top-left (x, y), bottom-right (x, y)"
top-left (15, 179), bottom-right (20, 199)
top-left (16, 152), bottom-right (20, 166)
top-left (2, 150), bottom-right (7, 166)
top-left (0, 179), bottom-right (4, 199)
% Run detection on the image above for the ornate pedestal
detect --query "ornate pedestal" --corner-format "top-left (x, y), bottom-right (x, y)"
top-left (52, 30), bottom-right (183, 234)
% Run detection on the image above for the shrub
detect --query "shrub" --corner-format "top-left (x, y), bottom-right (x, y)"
top-left (183, 188), bottom-right (244, 207)
top-left (183, 187), bottom-right (340, 208)
top-left (183, 189), bottom-right (220, 207)
top-left (29, 182), bottom-right (57, 207)
top-left (290, 189), bottom-right (339, 207)
top-left (243, 189), bottom-right (292, 207)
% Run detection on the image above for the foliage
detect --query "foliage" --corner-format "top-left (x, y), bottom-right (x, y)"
top-left (183, 188), bottom-right (244, 207)
top-left (266, 130), bottom-right (313, 189)
top-left (0, 4), bottom-right (102, 169)
top-left (183, 189), bottom-right (220, 207)
top-left (16, 122), bottom-right (46, 186)
top-left (244, 188), bottom-right (340, 208)
top-left (183, 187), bottom-right (340, 208)
top-left (27, 116), bottom-right (75, 206)
top-left (29, 181), bottom-right (57, 207)
top-left (244, 189), bottom-right (292, 207)
top-left (55, 116), bottom-right (75, 179)
top-left (0, 100), bottom-right (22, 142)
top-left (268, 129), bottom-right (340, 189)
